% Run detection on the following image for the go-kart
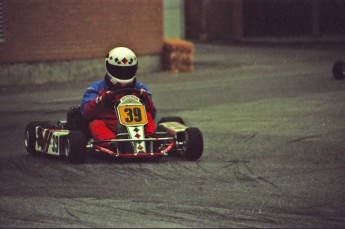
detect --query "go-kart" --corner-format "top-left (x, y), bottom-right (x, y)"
top-left (333, 60), bottom-right (345, 80)
top-left (24, 88), bottom-right (203, 163)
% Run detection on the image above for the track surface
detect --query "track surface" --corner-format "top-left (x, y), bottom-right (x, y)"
top-left (1, 43), bottom-right (345, 228)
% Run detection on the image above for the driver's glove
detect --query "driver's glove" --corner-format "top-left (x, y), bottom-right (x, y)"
top-left (96, 91), bottom-right (115, 105)
top-left (140, 89), bottom-right (150, 101)
top-left (140, 89), bottom-right (156, 119)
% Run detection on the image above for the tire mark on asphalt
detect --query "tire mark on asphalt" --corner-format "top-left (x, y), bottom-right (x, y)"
top-left (214, 159), bottom-right (250, 173)
top-left (256, 176), bottom-right (281, 188)
top-left (288, 128), bottom-right (345, 143)
top-left (211, 159), bottom-right (281, 188)
top-left (113, 163), bottom-right (176, 183)
top-left (161, 159), bottom-right (281, 189)
top-left (64, 208), bottom-right (82, 221)
top-left (137, 203), bottom-right (283, 228)
top-left (136, 166), bottom-right (176, 182)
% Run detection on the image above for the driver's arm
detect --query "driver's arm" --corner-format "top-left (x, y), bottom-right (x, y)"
top-left (81, 80), bottom-right (111, 120)
top-left (139, 88), bottom-right (156, 120)
top-left (81, 88), bottom-right (100, 120)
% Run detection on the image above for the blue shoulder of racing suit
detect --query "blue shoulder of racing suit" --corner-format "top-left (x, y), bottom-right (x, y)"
top-left (80, 80), bottom-right (107, 115)
top-left (80, 80), bottom-right (155, 117)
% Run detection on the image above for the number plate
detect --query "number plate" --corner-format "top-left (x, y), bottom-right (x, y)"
top-left (118, 105), bottom-right (148, 126)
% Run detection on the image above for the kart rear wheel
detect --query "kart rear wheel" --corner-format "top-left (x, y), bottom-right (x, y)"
top-left (333, 60), bottom-right (345, 80)
top-left (64, 131), bottom-right (87, 164)
top-left (158, 116), bottom-right (185, 125)
top-left (24, 121), bottom-right (54, 155)
top-left (182, 127), bottom-right (203, 161)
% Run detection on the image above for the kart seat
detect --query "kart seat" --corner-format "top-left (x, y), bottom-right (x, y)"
top-left (66, 105), bottom-right (90, 137)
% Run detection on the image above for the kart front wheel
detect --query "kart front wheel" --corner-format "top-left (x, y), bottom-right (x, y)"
top-left (182, 127), bottom-right (203, 161)
top-left (64, 131), bottom-right (87, 164)
top-left (24, 121), bottom-right (53, 155)
top-left (333, 60), bottom-right (345, 80)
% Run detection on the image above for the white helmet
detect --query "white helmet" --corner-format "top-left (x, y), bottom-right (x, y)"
top-left (105, 47), bottom-right (138, 87)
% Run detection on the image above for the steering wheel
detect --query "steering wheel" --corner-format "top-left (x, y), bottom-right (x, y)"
top-left (113, 88), bottom-right (141, 98)
top-left (109, 88), bottom-right (145, 106)
top-left (110, 88), bottom-right (142, 98)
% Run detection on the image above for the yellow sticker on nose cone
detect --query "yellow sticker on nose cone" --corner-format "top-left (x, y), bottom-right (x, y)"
top-left (118, 105), bottom-right (148, 126)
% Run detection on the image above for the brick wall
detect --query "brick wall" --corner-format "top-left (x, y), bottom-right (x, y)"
top-left (0, 0), bottom-right (163, 64)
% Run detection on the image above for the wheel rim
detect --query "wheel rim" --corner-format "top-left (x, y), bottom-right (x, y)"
top-left (24, 130), bottom-right (30, 149)
top-left (182, 132), bottom-right (188, 152)
top-left (65, 138), bottom-right (70, 157)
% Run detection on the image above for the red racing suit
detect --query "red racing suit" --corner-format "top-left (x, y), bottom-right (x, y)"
top-left (81, 79), bottom-right (156, 144)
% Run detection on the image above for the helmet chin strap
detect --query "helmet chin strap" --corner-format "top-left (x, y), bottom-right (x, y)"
top-left (105, 73), bottom-right (136, 89)
top-left (110, 77), bottom-right (133, 87)
top-left (115, 82), bottom-right (132, 87)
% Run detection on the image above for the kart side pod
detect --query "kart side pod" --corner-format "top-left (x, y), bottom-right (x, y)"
top-left (159, 121), bottom-right (187, 142)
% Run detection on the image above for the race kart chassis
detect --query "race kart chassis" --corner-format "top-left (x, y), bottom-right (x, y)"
top-left (88, 120), bottom-right (191, 158)
top-left (25, 89), bottom-right (203, 163)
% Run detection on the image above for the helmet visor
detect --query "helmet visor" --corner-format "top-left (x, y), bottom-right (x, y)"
top-left (106, 62), bottom-right (137, 80)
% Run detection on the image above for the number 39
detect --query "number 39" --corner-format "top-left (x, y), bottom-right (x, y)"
top-left (124, 107), bottom-right (142, 123)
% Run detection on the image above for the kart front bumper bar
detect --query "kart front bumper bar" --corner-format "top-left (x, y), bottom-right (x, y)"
top-left (89, 137), bottom-right (175, 143)
top-left (89, 138), bottom-right (176, 158)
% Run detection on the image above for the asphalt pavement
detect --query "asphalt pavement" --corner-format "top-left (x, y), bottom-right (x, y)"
top-left (0, 41), bottom-right (345, 228)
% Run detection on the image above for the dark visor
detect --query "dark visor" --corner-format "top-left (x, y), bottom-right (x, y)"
top-left (106, 62), bottom-right (138, 80)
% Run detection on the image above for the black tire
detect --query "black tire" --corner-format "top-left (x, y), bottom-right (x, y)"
top-left (182, 127), bottom-right (203, 161)
top-left (65, 131), bottom-right (87, 163)
top-left (158, 116), bottom-right (185, 125)
top-left (332, 60), bottom-right (345, 80)
top-left (24, 121), bottom-right (54, 155)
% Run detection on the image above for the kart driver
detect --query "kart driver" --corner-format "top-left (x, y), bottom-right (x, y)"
top-left (81, 47), bottom-right (156, 149)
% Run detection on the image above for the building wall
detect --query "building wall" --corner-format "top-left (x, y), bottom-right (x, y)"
top-left (184, 0), bottom-right (204, 40)
top-left (185, 0), bottom-right (243, 41)
top-left (319, 0), bottom-right (345, 36)
top-left (243, 0), bottom-right (345, 38)
top-left (243, 0), bottom-right (312, 37)
top-left (0, 0), bottom-right (163, 64)
top-left (185, 0), bottom-right (345, 42)
top-left (206, 0), bottom-right (243, 40)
